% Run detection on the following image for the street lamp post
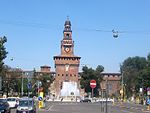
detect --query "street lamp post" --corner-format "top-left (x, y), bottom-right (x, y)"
top-left (47, 80), bottom-right (50, 96)
top-left (21, 72), bottom-right (24, 97)
top-left (37, 81), bottom-right (42, 97)
top-left (105, 79), bottom-right (108, 113)
top-left (16, 66), bottom-right (24, 97)
top-left (101, 88), bottom-right (104, 113)
top-left (6, 80), bottom-right (8, 97)
top-left (121, 71), bottom-right (124, 102)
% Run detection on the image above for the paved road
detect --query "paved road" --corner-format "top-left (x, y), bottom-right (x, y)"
top-left (11, 101), bottom-right (150, 113)
top-left (111, 102), bottom-right (149, 113)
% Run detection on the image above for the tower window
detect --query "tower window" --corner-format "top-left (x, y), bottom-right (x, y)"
top-left (66, 74), bottom-right (68, 76)
top-left (60, 82), bottom-right (63, 89)
top-left (66, 34), bottom-right (69, 38)
top-left (62, 74), bottom-right (64, 76)
top-left (58, 74), bottom-right (60, 76)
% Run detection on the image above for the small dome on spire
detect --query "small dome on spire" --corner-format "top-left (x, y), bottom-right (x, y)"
top-left (64, 20), bottom-right (71, 26)
top-left (64, 16), bottom-right (71, 26)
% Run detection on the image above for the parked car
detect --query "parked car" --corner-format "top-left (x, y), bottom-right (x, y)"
top-left (96, 98), bottom-right (113, 103)
top-left (80, 98), bottom-right (91, 102)
top-left (7, 97), bottom-right (19, 108)
top-left (16, 98), bottom-right (36, 113)
top-left (0, 98), bottom-right (11, 113)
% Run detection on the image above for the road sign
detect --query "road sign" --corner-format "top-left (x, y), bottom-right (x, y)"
top-left (147, 87), bottom-right (150, 91)
top-left (27, 82), bottom-right (32, 89)
top-left (38, 87), bottom-right (43, 92)
top-left (38, 96), bottom-right (43, 101)
top-left (140, 88), bottom-right (143, 93)
top-left (90, 79), bottom-right (96, 89)
top-left (147, 87), bottom-right (150, 95)
top-left (38, 92), bottom-right (44, 109)
top-left (147, 91), bottom-right (150, 95)
top-left (147, 99), bottom-right (150, 105)
top-left (36, 81), bottom-right (42, 87)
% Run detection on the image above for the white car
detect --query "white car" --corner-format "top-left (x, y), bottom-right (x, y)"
top-left (16, 97), bottom-right (36, 113)
top-left (7, 97), bottom-right (19, 108)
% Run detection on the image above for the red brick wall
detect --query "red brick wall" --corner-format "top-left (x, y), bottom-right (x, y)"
top-left (54, 57), bottom-right (80, 97)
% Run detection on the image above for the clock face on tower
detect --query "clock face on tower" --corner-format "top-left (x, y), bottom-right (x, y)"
top-left (64, 46), bottom-right (70, 53)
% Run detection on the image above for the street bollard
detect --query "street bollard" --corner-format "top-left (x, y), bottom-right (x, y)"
top-left (39, 101), bottom-right (43, 108)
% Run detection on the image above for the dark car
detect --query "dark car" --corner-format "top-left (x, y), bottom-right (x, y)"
top-left (0, 98), bottom-right (11, 113)
top-left (16, 98), bottom-right (36, 113)
top-left (80, 98), bottom-right (91, 102)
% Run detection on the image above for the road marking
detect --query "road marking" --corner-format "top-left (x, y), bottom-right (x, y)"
top-left (47, 105), bottom-right (54, 111)
top-left (121, 110), bottom-right (135, 113)
top-left (142, 109), bottom-right (150, 112)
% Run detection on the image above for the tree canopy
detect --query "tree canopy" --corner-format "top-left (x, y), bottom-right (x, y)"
top-left (80, 65), bottom-right (104, 97)
top-left (0, 36), bottom-right (8, 73)
top-left (121, 55), bottom-right (150, 98)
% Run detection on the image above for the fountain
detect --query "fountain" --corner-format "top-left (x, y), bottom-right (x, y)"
top-left (60, 81), bottom-right (80, 101)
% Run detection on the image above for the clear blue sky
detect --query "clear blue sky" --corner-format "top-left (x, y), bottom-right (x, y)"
top-left (0, 0), bottom-right (150, 72)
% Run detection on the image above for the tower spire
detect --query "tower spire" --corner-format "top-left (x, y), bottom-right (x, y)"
top-left (67, 15), bottom-right (69, 20)
top-left (64, 17), bottom-right (72, 32)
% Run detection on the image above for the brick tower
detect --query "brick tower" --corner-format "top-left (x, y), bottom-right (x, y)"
top-left (54, 19), bottom-right (81, 97)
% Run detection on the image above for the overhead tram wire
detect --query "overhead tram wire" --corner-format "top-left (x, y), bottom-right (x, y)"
top-left (0, 19), bottom-right (62, 30)
top-left (73, 27), bottom-right (119, 38)
top-left (0, 19), bottom-right (150, 37)
top-left (7, 57), bottom-right (50, 64)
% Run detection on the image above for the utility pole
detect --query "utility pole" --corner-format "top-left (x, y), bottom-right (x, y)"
top-left (121, 71), bottom-right (124, 102)
top-left (21, 72), bottom-right (24, 97)
top-left (105, 79), bottom-right (108, 113)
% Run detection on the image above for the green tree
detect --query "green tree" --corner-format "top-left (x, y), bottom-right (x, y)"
top-left (35, 73), bottom-right (54, 96)
top-left (147, 53), bottom-right (150, 67)
top-left (0, 36), bottom-right (8, 91)
top-left (80, 65), bottom-right (104, 97)
top-left (0, 36), bottom-right (8, 73)
top-left (1, 66), bottom-right (22, 96)
top-left (136, 53), bottom-right (150, 95)
top-left (121, 56), bottom-right (147, 98)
